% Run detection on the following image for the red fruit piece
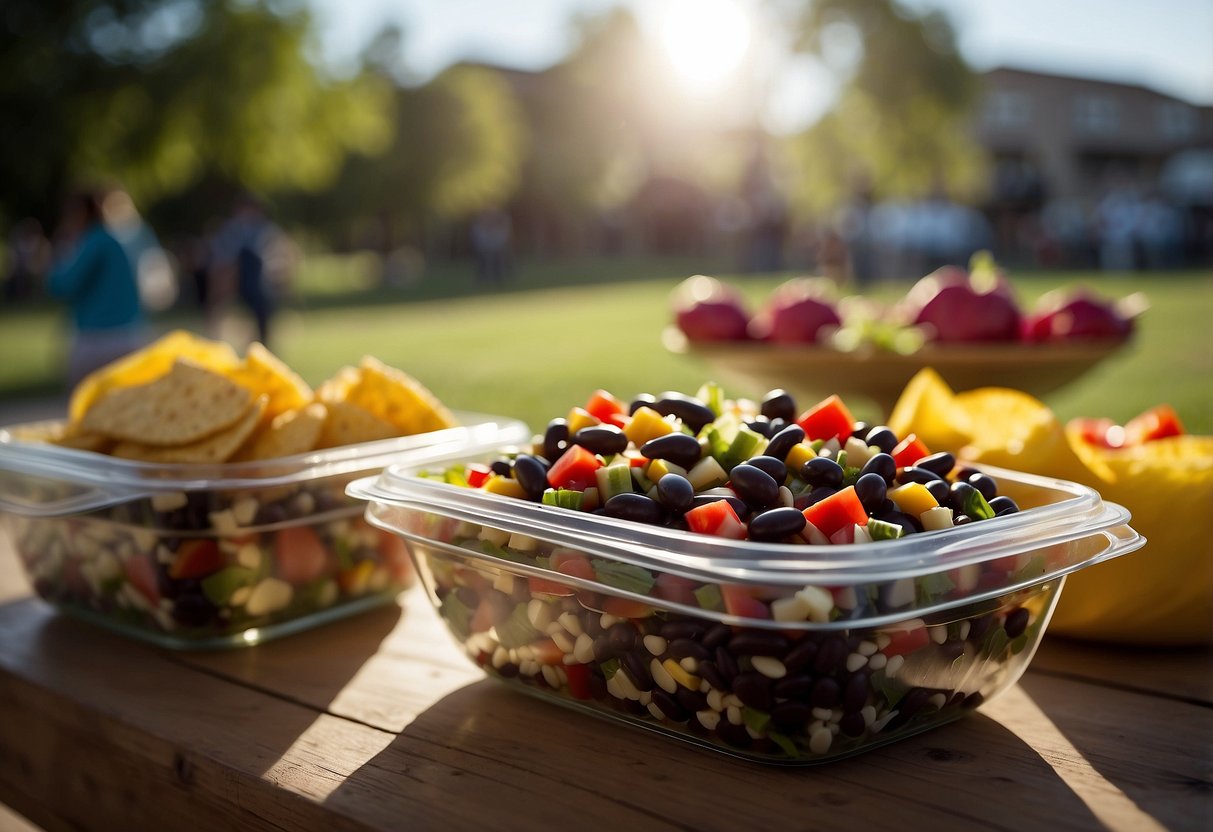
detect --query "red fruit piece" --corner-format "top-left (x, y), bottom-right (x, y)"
top-left (169, 539), bottom-right (225, 580)
top-left (274, 525), bottom-right (330, 585)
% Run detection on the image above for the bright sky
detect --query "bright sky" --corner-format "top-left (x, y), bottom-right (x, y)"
top-left (308, 0), bottom-right (1213, 131)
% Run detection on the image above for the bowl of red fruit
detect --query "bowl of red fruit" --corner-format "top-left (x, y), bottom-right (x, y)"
top-left (665, 258), bottom-right (1144, 416)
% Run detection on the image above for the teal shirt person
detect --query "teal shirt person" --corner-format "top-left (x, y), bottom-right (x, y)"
top-left (48, 188), bottom-right (151, 386)
top-left (48, 222), bottom-right (144, 330)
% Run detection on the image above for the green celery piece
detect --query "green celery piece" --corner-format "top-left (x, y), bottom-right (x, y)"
top-left (695, 382), bottom-right (726, 417)
top-left (590, 560), bottom-right (656, 595)
top-left (869, 668), bottom-right (910, 708)
top-left (693, 583), bottom-right (724, 611)
top-left (495, 603), bottom-right (541, 648)
top-left (542, 488), bottom-right (584, 511)
top-left (915, 570), bottom-right (956, 606)
top-left (443, 466), bottom-right (469, 487)
top-left (201, 566), bottom-right (258, 606)
top-left (767, 730), bottom-right (801, 758)
top-left (440, 592), bottom-right (475, 640)
top-left (835, 450), bottom-right (848, 469)
top-left (842, 466), bottom-right (863, 486)
top-left (742, 706), bottom-right (771, 735)
top-left (719, 424), bottom-right (766, 471)
top-left (964, 488), bottom-right (996, 521)
top-left (809, 439), bottom-right (825, 452)
top-left (867, 518), bottom-right (905, 541)
top-left (600, 658), bottom-right (621, 680)
top-left (333, 537), bottom-right (355, 572)
top-left (596, 464), bottom-right (634, 501)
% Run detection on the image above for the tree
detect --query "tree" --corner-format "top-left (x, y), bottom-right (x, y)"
top-left (0, 0), bottom-right (392, 229)
top-left (783, 0), bottom-right (989, 216)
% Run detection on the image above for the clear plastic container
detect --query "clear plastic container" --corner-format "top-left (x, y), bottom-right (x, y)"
top-left (0, 413), bottom-right (528, 649)
top-left (350, 455), bottom-right (1143, 764)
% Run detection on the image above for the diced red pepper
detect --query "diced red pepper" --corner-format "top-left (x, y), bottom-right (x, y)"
top-left (654, 572), bottom-right (699, 606)
top-left (1070, 417), bottom-right (1120, 448)
top-left (601, 596), bottom-right (655, 619)
top-left (880, 618), bottom-right (930, 656)
top-left (551, 550), bottom-right (596, 582)
top-left (801, 485), bottom-right (868, 539)
top-left (527, 576), bottom-right (574, 596)
top-left (465, 463), bottom-right (493, 488)
top-left (547, 444), bottom-right (603, 491)
top-left (274, 525), bottom-right (330, 585)
top-left (796, 394), bottom-right (855, 443)
top-left (563, 662), bottom-right (593, 699)
top-left (721, 584), bottom-right (771, 620)
top-left (684, 499), bottom-right (747, 539)
top-left (1124, 404), bottom-right (1184, 445)
top-left (169, 539), bottom-right (224, 580)
top-left (585, 389), bottom-right (626, 423)
top-left (891, 433), bottom-right (931, 468)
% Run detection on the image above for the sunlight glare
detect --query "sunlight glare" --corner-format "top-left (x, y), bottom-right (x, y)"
top-left (656, 0), bottom-right (752, 91)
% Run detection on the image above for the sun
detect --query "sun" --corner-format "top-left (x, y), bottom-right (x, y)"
top-left (655, 0), bottom-right (753, 92)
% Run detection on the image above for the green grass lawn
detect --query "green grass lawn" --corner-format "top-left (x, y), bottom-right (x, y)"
top-left (2, 259), bottom-right (1209, 434)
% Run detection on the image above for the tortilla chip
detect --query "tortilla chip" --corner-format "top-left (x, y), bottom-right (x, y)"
top-left (228, 342), bottom-right (313, 426)
top-left (112, 397), bottom-right (266, 464)
top-left (81, 360), bottom-right (252, 446)
top-left (343, 356), bottom-right (456, 436)
top-left (69, 330), bottom-right (240, 423)
top-left (315, 365), bottom-right (360, 404)
top-left (316, 400), bottom-right (399, 449)
top-left (241, 402), bottom-right (327, 460)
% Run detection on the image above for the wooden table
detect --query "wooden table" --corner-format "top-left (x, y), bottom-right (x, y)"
top-left (0, 541), bottom-right (1209, 832)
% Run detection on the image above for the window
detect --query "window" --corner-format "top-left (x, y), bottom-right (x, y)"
top-left (1074, 95), bottom-right (1120, 135)
top-left (983, 90), bottom-right (1031, 129)
top-left (1157, 101), bottom-right (1198, 140)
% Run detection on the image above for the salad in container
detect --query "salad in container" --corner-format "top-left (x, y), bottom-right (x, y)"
top-left (351, 383), bottom-right (1143, 763)
top-left (0, 331), bottom-right (528, 649)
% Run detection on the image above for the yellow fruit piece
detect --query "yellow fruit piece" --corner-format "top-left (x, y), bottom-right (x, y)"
top-left (784, 442), bottom-right (817, 475)
top-left (566, 407), bottom-right (599, 435)
top-left (483, 475), bottom-right (529, 499)
top-left (1049, 435), bottom-right (1213, 646)
top-left (646, 458), bottom-right (686, 481)
top-left (888, 482), bottom-right (938, 517)
top-left (887, 368), bottom-right (972, 453)
top-left (68, 330), bottom-right (240, 423)
top-left (623, 406), bottom-right (674, 447)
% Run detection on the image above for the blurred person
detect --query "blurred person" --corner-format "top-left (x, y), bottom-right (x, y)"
top-left (102, 186), bottom-right (177, 312)
top-left (1095, 182), bottom-right (1142, 272)
top-left (47, 187), bottom-right (149, 387)
top-left (1138, 192), bottom-right (1184, 270)
top-left (211, 194), bottom-right (292, 347)
top-left (837, 187), bottom-right (877, 287)
top-left (470, 207), bottom-right (512, 285)
top-left (4, 217), bottom-right (50, 302)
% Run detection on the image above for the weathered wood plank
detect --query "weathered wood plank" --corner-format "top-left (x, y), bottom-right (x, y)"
top-left (1031, 636), bottom-right (1213, 705)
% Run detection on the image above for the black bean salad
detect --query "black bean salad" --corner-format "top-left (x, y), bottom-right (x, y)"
top-left (404, 385), bottom-right (1054, 761)
top-left (432, 384), bottom-right (1020, 546)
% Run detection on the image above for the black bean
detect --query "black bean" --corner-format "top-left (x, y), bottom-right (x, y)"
top-left (1004, 607), bottom-right (1030, 639)
top-left (854, 472), bottom-right (888, 513)
top-left (801, 456), bottom-right (844, 488)
top-left (967, 615), bottom-right (994, 642)
top-left (730, 464), bottom-right (780, 508)
top-left (608, 621), bottom-right (637, 651)
top-left (966, 472), bottom-right (999, 500)
top-left (729, 630), bottom-right (789, 656)
top-left (939, 640), bottom-right (964, 662)
top-left (765, 424), bottom-right (806, 464)
top-left (588, 671), bottom-right (607, 698)
top-left (761, 389), bottom-right (797, 422)
top-left (875, 510), bottom-right (921, 536)
top-left (813, 636), bottom-right (848, 675)
top-left (783, 639), bottom-right (819, 672)
top-left (592, 635), bottom-right (616, 661)
top-left (924, 479), bottom-right (951, 505)
top-left (746, 455), bottom-right (788, 484)
top-left (865, 426), bottom-right (898, 454)
top-left (748, 507), bottom-right (806, 542)
top-left (629, 394), bottom-right (657, 414)
top-left (840, 711), bottom-right (867, 737)
top-left (542, 418), bottom-right (570, 463)
top-left (859, 452), bottom-right (897, 484)
top-left (573, 425), bottom-right (628, 456)
top-left (773, 673), bottom-right (813, 699)
top-left (698, 660), bottom-right (728, 692)
top-left (655, 474), bottom-right (694, 512)
top-left (810, 677), bottom-right (841, 708)
top-left (653, 394), bottom-right (716, 432)
top-left (640, 432), bottom-right (703, 470)
top-left (661, 619), bottom-right (705, 641)
top-left (963, 692), bottom-right (985, 710)
top-left (794, 486), bottom-right (837, 511)
top-left (498, 662), bottom-right (520, 678)
top-left (489, 459), bottom-right (512, 476)
top-left (947, 481), bottom-right (980, 512)
top-left (771, 700), bottom-right (811, 732)
top-left (676, 686), bottom-right (707, 713)
top-left (667, 638), bottom-right (711, 661)
top-left (897, 466), bottom-right (943, 485)
top-left (900, 687), bottom-right (931, 717)
top-left (989, 496), bottom-right (1020, 516)
top-left (172, 593), bottom-right (216, 628)
top-left (954, 514), bottom-right (973, 526)
top-left (916, 452), bottom-right (956, 478)
top-left (746, 419), bottom-right (774, 439)
top-left (716, 720), bottom-right (752, 748)
top-left (620, 651), bottom-right (654, 692)
top-left (732, 672), bottom-right (773, 710)
top-left (702, 622), bottom-right (732, 649)
top-left (512, 454), bottom-right (549, 499)
top-left (843, 673), bottom-right (870, 713)
top-left (714, 645), bottom-right (739, 680)
top-left (690, 494), bottom-right (749, 520)
top-left (602, 493), bottom-right (663, 525)
top-left (850, 421), bottom-right (871, 439)
top-left (650, 689), bottom-right (688, 722)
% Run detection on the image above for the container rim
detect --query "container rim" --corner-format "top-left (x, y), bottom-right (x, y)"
top-left (349, 453), bottom-right (1142, 584)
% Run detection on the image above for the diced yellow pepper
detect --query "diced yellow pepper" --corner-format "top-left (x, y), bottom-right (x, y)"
top-left (483, 475), bottom-right (529, 499)
top-left (566, 407), bottom-right (600, 434)
top-left (646, 458), bottom-right (687, 481)
top-left (624, 406), bottom-right (675, 447)
top-left (889, 482), bottom-right (939, 516)
top-left (784, 442), bottom-right (817, 476)
top-left (663, 658), bottom-right (700, 690)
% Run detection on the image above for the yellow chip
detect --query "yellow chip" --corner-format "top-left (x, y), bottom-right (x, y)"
top-left (241, 402), bottom-right (327, 460)
top-left (111, 397), bottom-right (265, 464)
top-left (228, 342), bottom-right (313, 426)
top-left (315, 365), bottom-right (361, 404)
top-left (316, 400), bottom-right (400, 448)
top-left (887, 368), bottom-right (972, 453)
top-left (343, 356), bottom-right (456, 436)
top-left (81, 360), bottom-right (252, 446)
top-left (69, 330), bottom-right (240, 423)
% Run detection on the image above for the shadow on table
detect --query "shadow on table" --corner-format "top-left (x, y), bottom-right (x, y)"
top-left (320, 679), bottom-right (1106, 829)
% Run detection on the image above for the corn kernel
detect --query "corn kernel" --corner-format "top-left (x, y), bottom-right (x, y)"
top-left (623, 406), bottom-right (675, 447)
top-left (889, 482), bottom-right (939, 516)
top-left (483, 475), bottom-right (528, 499)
